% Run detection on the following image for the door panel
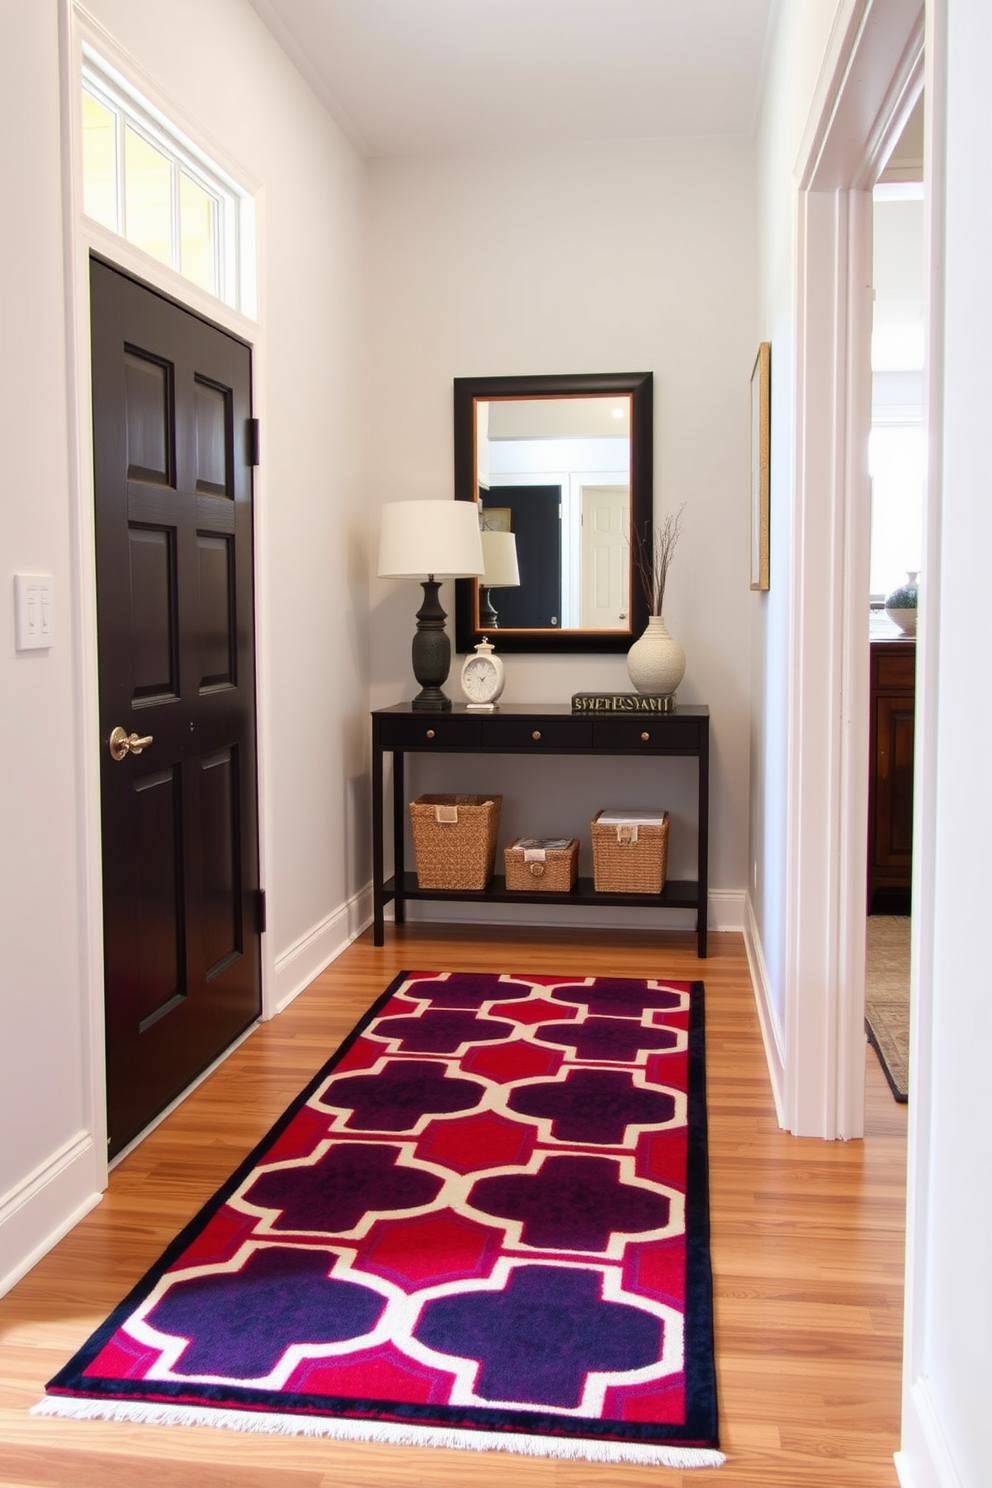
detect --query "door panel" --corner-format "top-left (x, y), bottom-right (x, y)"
top-left (874, 696), bottom-right (915, 864)
top-left (123, 351), bottom-right (172, 484)
top-left (131, 766), bottom-right (182, 1026)
top-left (129, 526), bottom-right (177, 696)
top-left (91, 257), bottom-right (261, 1157)
top-left (197, 746), bottom-right (241, 976)
top-left (484, 485), bottom-right (562, 629)
top-left (197, 534), bottom-right (235, 687)
top-left (581, 484), bottom-right (629, 628)
top-left (194, 379), bottom-right (232, 496)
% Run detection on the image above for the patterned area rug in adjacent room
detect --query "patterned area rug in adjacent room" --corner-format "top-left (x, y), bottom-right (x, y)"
top-left (36, 970), bottom-right (723, 1469)
top-left (865, 917), bottom-right (911, 1102)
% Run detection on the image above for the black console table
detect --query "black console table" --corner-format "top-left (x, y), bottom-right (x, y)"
top-left (371, 703), bottom-right (710, 957)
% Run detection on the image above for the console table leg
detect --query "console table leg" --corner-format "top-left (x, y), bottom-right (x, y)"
top-left (372, 741), bottom-right (385, 946)
top-left (697, 726), bottom-right (710, 958)
top-left (393, 751), bottom-right (406, 925)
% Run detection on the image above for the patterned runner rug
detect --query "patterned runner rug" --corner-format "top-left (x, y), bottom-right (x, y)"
top-left (36, 970), bottom-right (722, 1468)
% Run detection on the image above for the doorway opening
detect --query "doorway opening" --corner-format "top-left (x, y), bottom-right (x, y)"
top-left (864, 97), bottom-right (925, 1105)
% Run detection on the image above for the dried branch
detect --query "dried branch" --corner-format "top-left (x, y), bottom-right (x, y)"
top-left (633, 506), bottom-right (685, 616)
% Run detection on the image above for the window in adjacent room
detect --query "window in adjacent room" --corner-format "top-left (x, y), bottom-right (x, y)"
top-left (870, 99), bottom-right (924, 605)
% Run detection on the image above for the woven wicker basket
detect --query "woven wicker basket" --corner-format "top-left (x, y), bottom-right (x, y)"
top-left (409, 794), bottom-right (502, 890)
top-left (504, 837), bottom-right (579, 893)
top-left (591, 809), bottom-right (669, 894)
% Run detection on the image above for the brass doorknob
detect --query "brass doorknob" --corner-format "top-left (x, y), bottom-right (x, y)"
top-left (109, 726), bottom-right (154, 761)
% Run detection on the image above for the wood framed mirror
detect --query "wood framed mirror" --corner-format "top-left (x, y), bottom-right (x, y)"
top-left (454, 371), bottom-right (653, 653)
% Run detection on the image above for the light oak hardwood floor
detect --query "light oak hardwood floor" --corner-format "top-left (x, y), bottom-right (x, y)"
top-left (0, 925), bottom-right (907, 1487)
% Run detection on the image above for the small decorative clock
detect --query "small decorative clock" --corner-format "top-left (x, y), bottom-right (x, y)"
top-left (460, 636), bottom-right (505, 710)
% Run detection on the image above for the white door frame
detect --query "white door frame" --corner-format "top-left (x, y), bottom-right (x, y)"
top-left (785, 0), bottom-right (924, 1138)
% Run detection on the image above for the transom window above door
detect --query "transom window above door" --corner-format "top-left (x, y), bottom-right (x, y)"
top-left (81, 48), bottom-right (255, 315)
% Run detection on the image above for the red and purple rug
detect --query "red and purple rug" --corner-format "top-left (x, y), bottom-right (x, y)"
top-left (36, 971), bottom-right (723, 1468)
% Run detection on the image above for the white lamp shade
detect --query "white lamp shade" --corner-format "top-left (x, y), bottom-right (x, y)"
top-left (378, 500), bottom-right (485, 579)
top-left (481, 530), bottom-right (520, 587)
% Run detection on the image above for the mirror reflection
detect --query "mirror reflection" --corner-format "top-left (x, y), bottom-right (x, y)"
top-left (477, 396), bottom-right (631, 630)
top-left (454, 372), bottom-right (652, 655)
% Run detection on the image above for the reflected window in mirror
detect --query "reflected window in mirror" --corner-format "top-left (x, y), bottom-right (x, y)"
top-left (454, 372), bottom-right (652, 654)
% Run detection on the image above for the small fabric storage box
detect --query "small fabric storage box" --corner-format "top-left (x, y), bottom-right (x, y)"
top-left (409, 794), bottom-right (502, 890)
top-left (591, 809), bottom-right (669, 894)
top-left (504, 837), bottom-right (579, 892)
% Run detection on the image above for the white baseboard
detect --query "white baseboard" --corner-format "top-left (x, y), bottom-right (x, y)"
top-left (707, 891), bottom-right (744, 932)
top-left (742, 894), bottom-right (787, 1128)
top-left (895, 1378), bottom-right (965, 1488)
top-left (0, 1133), bottom-right (102, 1301)
top-left (270, 885), bottom-right (373, 1016)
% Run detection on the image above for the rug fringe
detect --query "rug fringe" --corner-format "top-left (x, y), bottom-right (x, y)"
top-left (31, 1396), bottom-right (724, 1468)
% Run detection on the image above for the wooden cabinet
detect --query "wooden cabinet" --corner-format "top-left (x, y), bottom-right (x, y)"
top-left (867, 637), bottom-right (916, 907)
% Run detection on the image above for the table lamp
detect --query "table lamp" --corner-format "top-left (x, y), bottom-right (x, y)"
top-left (378, 500), bottom-right (485, 710)
top-left (478, 530), bottom-right (520, 628)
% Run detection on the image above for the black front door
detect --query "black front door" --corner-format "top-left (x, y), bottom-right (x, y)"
top-left (90, 258), bottom-right (261, 1157)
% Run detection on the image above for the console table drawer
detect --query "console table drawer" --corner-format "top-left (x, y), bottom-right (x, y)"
top-left (481, 716), bottom-right (591, 750)
top-left (591, 716), bottom-right (702, 751)
top-left (378, 715), bottom-right (482, 749)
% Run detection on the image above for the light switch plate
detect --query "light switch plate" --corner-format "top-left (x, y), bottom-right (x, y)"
top-left (14, 574), bottom-right (54, 651)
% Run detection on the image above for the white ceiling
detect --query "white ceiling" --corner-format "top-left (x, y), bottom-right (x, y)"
top-left (247, 0), bottom-right (778, 158)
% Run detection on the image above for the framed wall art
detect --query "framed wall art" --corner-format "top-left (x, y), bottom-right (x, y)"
top-left (750, 341), bottom-right (771, 591)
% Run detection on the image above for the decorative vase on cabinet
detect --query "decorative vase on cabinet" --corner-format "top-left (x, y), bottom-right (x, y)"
top-left (625, 615), bottom-right (686, 699)
top-left (884, 571), bottom-right (919, 635)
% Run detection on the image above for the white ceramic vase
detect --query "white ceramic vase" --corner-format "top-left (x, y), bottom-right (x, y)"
top-left (626, 615), bottom-right (686, 697)
top-left (884, 570), bottom-right (919, 635)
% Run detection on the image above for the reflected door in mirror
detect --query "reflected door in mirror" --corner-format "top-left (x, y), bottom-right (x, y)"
top-left (581, 484), bottom-right (630, 627)
top-left (482, 485), bottom-right (561, 627)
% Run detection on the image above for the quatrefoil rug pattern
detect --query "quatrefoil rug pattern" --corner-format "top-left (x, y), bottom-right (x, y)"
top-left (37, 971), bottom-right (722, 1468)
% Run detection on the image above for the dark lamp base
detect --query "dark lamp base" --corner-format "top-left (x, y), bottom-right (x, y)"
top-left (411, 690), bottom-right (453, 711)
top-left (409, 578), bottom-right (454, 712)
top-left (479, 586), bottom-right (499, 629)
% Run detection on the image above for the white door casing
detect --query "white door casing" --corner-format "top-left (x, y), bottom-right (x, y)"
top-left (783, 0), bottom-right (924, 1140)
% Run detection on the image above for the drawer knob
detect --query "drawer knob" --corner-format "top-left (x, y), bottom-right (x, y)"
top-left (426, 729), bottom-right (435, 740)
top-left (641, 730), bottom-right (650, 742)
top-left (532, 730), bottom-right (542, 741)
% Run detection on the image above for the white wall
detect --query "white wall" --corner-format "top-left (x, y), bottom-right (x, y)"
top-left (899, 5), bottom-right (992, 1484)
top-left (748, 0), bottom-right (842, 1046)
top-left (0, 0), bottom-right (369, 1295)
top-left (0, 0), bottom-right (98, 1286)
top-left (367, 138), bottom-right (755, 921)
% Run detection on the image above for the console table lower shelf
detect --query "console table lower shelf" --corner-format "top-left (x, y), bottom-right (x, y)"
top-left (382, 872), bottom-right (703, 914)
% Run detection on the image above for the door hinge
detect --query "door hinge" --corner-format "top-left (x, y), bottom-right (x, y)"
top-left (256, 888), bottom-right (267, 934)
top-left (246, 418), bottom-right (260, 467)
